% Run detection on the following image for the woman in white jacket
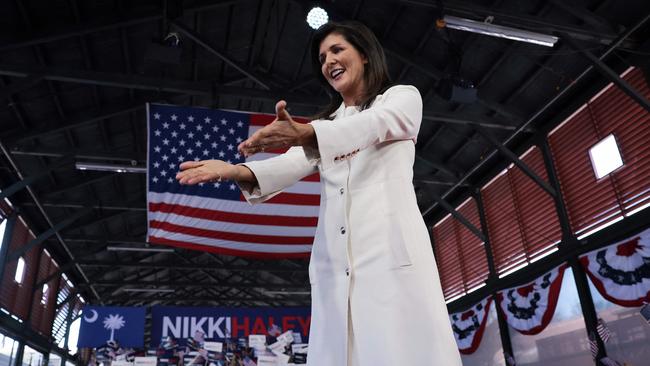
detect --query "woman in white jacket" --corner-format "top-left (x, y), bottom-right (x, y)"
top-left (176, 21), bottom-right (462, 366)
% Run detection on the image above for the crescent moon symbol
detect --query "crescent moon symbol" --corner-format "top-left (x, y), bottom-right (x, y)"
top-left (84, 309), bottom-right (98, 323)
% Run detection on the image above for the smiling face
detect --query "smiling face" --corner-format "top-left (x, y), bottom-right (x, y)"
top-left (319, 33), bottom-right (368, 106)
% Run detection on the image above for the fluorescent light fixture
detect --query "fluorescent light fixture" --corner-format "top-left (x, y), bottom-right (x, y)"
top-left (107, 245), bottom-right (175, 253)
top-left (443, 15), bottom-right (558, 47)
top-left (122, 288), bottom-right (175, 293)
top-left (75, 162), bottom-right (146, 173)
top-left (264, 290), bottom-right (311, 296)
top-left (14, 257), bottom-right (25, 283)
top-left (589, 134), bottom-right (623, 179)
top-left (306, 7), bottom-right (328, 29)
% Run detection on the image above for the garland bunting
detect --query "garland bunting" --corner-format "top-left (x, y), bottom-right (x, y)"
top-left (496, 265), bottom-right (566, 335)
top-left (449, 297), bottom-right (492, 354)
top-left (579, 227), bottom-right (650, 307)
top-left (445, 226), bottom-right (650, 354)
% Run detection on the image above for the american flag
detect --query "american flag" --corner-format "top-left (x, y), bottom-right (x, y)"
top-left (596, 318), bottom-right (611, 343)
top-left (146, 103), bottom-right (319, 258)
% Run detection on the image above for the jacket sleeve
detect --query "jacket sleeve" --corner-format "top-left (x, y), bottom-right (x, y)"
top-left (308, 85), bottom-right (423, 171)
top-left (238, 146), bottom-right (318, 204)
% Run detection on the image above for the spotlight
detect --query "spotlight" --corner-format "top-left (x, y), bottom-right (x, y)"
top-left (306, 7), bottom-right (328, 30)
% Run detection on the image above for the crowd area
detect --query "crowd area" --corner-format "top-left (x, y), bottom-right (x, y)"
top-left (87, 325), bottom-right (307, 366)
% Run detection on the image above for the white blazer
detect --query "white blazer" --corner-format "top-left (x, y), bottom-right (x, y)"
top-left (242, 85), bottom-right (462, 366)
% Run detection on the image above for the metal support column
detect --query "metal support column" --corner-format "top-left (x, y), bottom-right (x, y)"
top-left (539, 139), bottom-right (607, 363)
top-left (430, 191), bottom-right (486, 242)
top-left (14, 342), bottom-right (25, 366)
top-left (475, 126), bottom-right (557, 198)
top-left (60, 305), bottom-right (75, 366)
top-left (563, 34), bottom-right (650, 113)
top-left (475, 191), bottom-right (515, 364)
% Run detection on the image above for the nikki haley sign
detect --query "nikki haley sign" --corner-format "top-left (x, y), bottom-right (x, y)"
top-left (150, 306), bottom-right (311, 345)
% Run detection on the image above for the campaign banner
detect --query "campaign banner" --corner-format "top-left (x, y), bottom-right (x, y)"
top-left (78, 306), bottom-right (146, 347)
top-left (150, 306), bottom-right (311, 347)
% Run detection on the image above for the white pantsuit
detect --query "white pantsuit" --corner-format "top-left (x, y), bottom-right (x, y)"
top-left (242, 85), bottom-right (462, 366)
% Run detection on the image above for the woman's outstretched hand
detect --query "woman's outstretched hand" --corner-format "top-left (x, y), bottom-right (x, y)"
top-left (238, 100), bottom-right (316, 157)
top-left (176, 160), bottom-right (239, 185)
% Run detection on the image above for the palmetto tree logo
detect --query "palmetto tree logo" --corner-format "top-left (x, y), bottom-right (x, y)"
top-left (103, 314), bottom-right (126, 341)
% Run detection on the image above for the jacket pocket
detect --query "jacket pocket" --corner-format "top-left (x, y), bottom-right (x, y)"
top-left (386, 212), bottom-right (413, 268)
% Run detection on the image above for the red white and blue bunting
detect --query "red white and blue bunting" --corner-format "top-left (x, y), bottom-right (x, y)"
top-left (496, 265), bottom-right (566, 335)
top-left (580, 227), bottom-right (650, 307)
top-left (449, 297), bottom-right (492, 354)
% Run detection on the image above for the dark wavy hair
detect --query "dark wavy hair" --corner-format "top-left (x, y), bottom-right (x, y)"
top-left (310, 21), bottom-right (392, 120)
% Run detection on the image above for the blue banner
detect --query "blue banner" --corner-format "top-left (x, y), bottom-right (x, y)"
top-left (150, 306), bottom-right (311, 347)
top-left (78, 306), bottom-right (146, 348)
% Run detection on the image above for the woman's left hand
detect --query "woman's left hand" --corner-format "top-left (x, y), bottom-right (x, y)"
top-left (238, 100), bottom-right (315, 157)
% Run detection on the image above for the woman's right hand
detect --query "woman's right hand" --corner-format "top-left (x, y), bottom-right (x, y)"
top-left (175, 159), bottom-right (240, 185)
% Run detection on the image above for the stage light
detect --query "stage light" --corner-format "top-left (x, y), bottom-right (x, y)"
top-left (442, 15), bottom-right (558, 47)
top-left (75, 162), bottom-right (146, 173)
top-left (122, 288), bottom-right (175, 293)
top-left (306, 7), bottom-right (328, 29)
top-left (106, 245), bottom-right (175, 253)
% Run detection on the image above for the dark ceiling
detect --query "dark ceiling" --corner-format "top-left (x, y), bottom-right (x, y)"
top-left (0, 0), bottom-right (648, 308)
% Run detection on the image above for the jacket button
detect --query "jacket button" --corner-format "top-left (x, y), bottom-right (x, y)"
top-left (345, 268), bottom-right (350, 276)
top-left (339, 188), bottom-right (344, 195)
top-left (340, 227), bottom-right (346, 234)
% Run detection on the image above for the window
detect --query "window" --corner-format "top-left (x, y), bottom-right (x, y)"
top-left (0, 333), bottom-right (19, 366)
top-left (459, 305), bottom-right (503, 366)
top-left (22, 345), bottom-right (44, 366)
top-left (510, 268), bottom-right (593, 365)
top-left (589, 134), bottom-right (623, 179)
top-left (48, 354), bottom-right (62, 366)
top-left (67, 317), bottom-right (81, 355)
top-left (589, 279), bottom-right (650, 365)
top-left (40, 284), bottom-right (49, 305)
top-left (14, 257), bottom-right (25, 284)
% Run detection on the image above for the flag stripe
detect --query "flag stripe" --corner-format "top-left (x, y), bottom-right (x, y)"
top-left (257, 192), bottom-right (321, 206)
top-left (149, 202), bottom-right (318, 226)
top-left (150, 220), bottom-right (314, 244)
top-left (149, 192), bottom-right (319, 216)
top-left (149, 235), bottom-right (311, 258)
top-left (148, 211), bottom-right (316, 236)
